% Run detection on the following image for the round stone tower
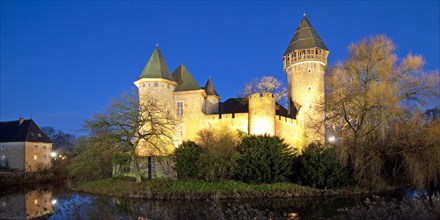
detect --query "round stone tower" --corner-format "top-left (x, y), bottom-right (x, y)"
top-left (134, 46), bottom-right (177, 115)
top-left (248, 92), bottom-right (276, 135)
top-left (134, 46), bottom-right (177, 156)
top-left (283, 14), bottom-right (329, 144)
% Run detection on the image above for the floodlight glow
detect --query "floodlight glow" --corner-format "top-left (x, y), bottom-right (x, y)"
top-left (328, 136), bottom-right (336, 142)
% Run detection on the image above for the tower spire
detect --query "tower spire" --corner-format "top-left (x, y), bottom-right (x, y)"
top-left (283, 14), bottom-right (328, 56)
top-left (138, 46), bottom-right (175, 82)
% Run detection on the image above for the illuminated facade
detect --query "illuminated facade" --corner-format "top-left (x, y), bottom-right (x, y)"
top-left (134, 14), bottom-right (328, 154)
top-left (0, 118), bottom-right (53, 172)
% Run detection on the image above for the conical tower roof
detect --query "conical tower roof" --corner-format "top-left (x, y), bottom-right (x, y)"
top-left (172, 64), bottom-right (201, 92)
top-left (204, 78), bottom-right (219, 97)
top-left (138, 46), bottom-right (176, 82)
top-left (284, 14), bottom-right (328, 56)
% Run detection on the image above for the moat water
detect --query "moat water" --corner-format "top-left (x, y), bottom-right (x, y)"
top-left (0, 182), bottom-right (429, 220)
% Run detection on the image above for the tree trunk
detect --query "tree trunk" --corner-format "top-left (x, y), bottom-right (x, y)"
top-left (132, 152), bottom-right (142, 183)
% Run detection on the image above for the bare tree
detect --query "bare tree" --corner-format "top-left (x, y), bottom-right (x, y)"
top-left (42, 127), bottom-right (77, 155)
top-left (242, 76), bottom-right (287, 105)
top-left (324, 35), bottom-right (439, 186)
top-left (85, 91), bottom-right (177, 183)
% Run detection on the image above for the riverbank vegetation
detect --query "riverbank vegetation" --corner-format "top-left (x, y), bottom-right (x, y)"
top-left (74, 177), bottom-right (379, 200)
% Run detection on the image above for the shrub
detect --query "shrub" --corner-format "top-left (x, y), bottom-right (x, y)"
top-left (293, 143), bottom-right (352, 189)
top-left (235, 135), bottom-right (295, 183)
top-left (68, 134), bottom-right (119, 181)
top-left (197, 126), bottom-right (240, 182)
top-left (112, 152), bottom-right (131, 176)
top-left (173, 141), bottom-right (202, 179)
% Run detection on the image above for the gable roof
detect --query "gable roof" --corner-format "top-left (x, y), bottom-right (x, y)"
top-left (172, 64), bottom-right (201, 92)
top-left (284, 14), bottom-right (328, 56)
top-left (0, 119), bottom-right (52, 143)
top-left (138, 46), bottom-right (176, 82)
top-left (203, 78), bottom-right (220, 97)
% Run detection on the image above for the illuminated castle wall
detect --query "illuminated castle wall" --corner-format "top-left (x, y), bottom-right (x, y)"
top-left (134, 14), bottom-right (327, 155)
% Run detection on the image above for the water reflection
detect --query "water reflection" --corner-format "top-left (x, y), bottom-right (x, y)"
top-left (0, 183), bottom-right (369, 220)
top-left (48, 194), bottom-right (360, 219)
top-left (0, 190), bottom-right (53, 219)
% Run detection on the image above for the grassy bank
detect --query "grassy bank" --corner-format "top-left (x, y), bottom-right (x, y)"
top-left (73, 177), bottom-right (382, 200)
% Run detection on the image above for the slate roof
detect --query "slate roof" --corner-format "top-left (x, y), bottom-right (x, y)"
top-left (172, 64), bottom-right (201, 92)
top-left (203, 78), bottom-right (220, 97)
top-left (219, 98), bottom-right (296, 119)
top-left (0, 119), bottom-right (51, 143)
top-left (138, 46), bottom-right (176, 82)
top-left (284, 14), bottom-right (328, 56)
top-left (219, 98), bottom-right (248, 114)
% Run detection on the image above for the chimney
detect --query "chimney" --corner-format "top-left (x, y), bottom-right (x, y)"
top-left (19, 117), bottom-right (24, 125)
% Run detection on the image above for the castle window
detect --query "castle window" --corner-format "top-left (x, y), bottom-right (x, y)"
top-left (154, 82), bottom-right (158, 87)
top-left (308, 68), bottom-right (312, 73)
top-left (34, 145), bottom-right (38, 152)
top-left (43, 146), bottom-right (46, 150)
top-left (33, 155), bottom-right (38, 160)
top-left (308, 86), bottom-right (312, 91)
top-left (43, 155), bottom-right (47, 160)
top-left (1, 154), bottom-right (5, 159)
top-left (177, 101), bottom-right (183, 116)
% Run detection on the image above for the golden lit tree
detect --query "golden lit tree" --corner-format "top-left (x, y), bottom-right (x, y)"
top-left (325, 35), bottom-right (439, 186)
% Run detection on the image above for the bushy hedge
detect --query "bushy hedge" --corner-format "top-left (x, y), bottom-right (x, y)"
top-left (196, 127), bottom-right (240, 182)
top-left (293, 143), bottom-right (352, 189)
top-left (173, 141), bottom-right (202, 179)
top-left (234, 135), bottom-right (295, 184)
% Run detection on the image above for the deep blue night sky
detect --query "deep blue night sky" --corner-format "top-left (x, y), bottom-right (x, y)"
top-left (1, 1), bottom-right (439, 136)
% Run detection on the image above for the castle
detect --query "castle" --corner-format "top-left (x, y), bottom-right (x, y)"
top-left (134, 14), bottom-right (328, 155)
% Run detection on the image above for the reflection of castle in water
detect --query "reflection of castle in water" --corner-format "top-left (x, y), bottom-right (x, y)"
top-left (0, 190), bottom-right (53, 219)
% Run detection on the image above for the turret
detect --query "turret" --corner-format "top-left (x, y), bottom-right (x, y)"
top-left (283, 14), bottom-right (329, 144)
top-left (203, 77), bottom-right (220, 114)
top-left (134, 46), bottom-right (177, 111)
top-left (248, 93), bottom-right (276, 135)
